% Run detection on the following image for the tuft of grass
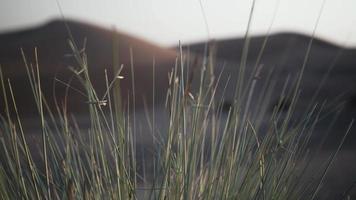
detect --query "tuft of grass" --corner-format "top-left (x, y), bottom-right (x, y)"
top-left (0, 30), bottom-right (353, 200)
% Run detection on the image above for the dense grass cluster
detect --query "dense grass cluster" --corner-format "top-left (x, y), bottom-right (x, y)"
top-left (0, 37), bottom-right (352, 200)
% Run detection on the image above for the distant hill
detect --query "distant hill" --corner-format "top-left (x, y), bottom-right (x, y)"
top-left (181, 32), bottom-right (356, 73)
top-left (181, 31), bottom-right (356, 111)
top-left (0, 19), bottom-right (177, 115)
top-left (180, 32), bottom-right (356, 148)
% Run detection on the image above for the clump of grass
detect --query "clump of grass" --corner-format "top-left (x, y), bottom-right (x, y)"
top-left (0, 35), bottom-right (353, 200)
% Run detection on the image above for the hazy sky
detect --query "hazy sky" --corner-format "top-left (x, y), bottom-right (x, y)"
top-left (1, 0), bottom-right (356, 47)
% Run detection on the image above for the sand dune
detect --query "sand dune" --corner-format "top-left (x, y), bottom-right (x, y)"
top-left (183, 33), bottom-right (356, 147)
top-left (0, 19), bottom-right (177, 115)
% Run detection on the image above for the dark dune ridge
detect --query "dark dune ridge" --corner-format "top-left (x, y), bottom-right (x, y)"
top-left (0, 19), bottom-right (177, 116)
top-left (183, 32), bottom-right (356, 147)
top-left (0, 19), bottom-right (355, 199)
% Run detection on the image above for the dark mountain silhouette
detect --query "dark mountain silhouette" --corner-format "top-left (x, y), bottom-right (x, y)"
top-left (183, 33), bottom-right (356, 147)
top-left (0, 19), bottom-right (177, 115)
top-left (182, 33), bottom-right (356, 88)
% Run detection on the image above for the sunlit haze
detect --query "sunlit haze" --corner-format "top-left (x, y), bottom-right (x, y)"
top-left (1, 0), bottom-right (356, 47)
